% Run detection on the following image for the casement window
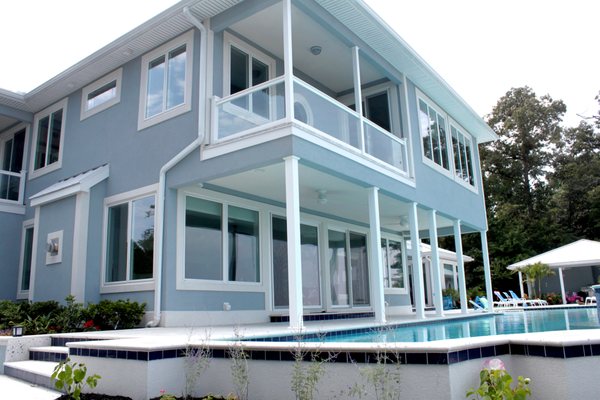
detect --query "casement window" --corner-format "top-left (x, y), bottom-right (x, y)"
top-left (138, 30), bottom-right (193, 130)
top-left (381, 238), bottom-right (406, 290)
top-left (17, 222), bottom-right (34, 297)
top-left (450, 123), bottom-right (475, 186)
top-left (184, 196), bottom-right (260, 283)
top-left (223, 32), bottom-right (275, 118)
top-left (104, 192), bottom-right (156, 284)
top-left (81, 68), bottom-right (122, 120)
top-left (0, 125), bottom-right (26, 201)
top-left (343, 83), bottom-right (403, 137)
top-left (418, 95), bottom-right (450, 171)
top-left (30, 98), bottom-right (67, 178)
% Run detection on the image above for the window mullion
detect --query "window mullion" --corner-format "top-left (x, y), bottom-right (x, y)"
top-left (126, 200), bottom-right (134, 280)
top-left (162, 51), bottom-right (169, 113)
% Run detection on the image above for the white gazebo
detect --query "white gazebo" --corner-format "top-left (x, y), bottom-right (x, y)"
top-left (507, 239), bottom-right (600, 304)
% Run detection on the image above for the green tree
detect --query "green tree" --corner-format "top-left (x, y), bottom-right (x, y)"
top-left (517, 262), bottom-right (554, 298)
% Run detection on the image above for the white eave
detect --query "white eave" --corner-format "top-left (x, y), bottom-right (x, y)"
top-left (30, 164), bottom-right (109, 207)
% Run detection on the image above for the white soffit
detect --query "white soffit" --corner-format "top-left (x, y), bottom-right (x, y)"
top-left (30, 164), bottom-right (109, 207)
top-left (508, 239), bottom-right (600, 270)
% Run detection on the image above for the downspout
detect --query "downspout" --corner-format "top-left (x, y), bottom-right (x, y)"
top-left (146, 7), bottom-right (208, 327)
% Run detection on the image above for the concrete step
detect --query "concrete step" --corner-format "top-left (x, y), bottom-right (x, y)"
top-left (4, 360), bottom-right (59, 391)
top-left (30, 346), bottom-right (69, 362)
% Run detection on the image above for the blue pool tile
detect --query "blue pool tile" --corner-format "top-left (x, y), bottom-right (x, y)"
top-left (117, 350), bottom-right (127, 359)
top-left (544, 346), bottom-right (564, 358)
top-left (448, 351), bottom-right (459, 364)
top-left (427, 353), bottom-right (448, 365)
top-left (468, 348), bottom-right (481, 360)
top-left (265, 351), bottom-right (280, 361)
top-left (280, 351), bottom-right (295, 361)
top-left (149, 351), bottom-right (162, 361)
top-left (584, 345), bottom-right (592, 357)
top-left (564, 345), bottom-right (584, 358)
top-left (495, 344), bottom-right (509, 356)
top-left (510, 344), bottom-right (526, 355)
top-left (346, 352), bottom-right (366, 363)
top-left (590, 344), bottom-right (600, 356)
top-left (107, 350), bottom-right (116, 359)
top-left (137, 352), bottom-right (149, 361)
top-left (212, 349), bottom-right (225, 358)
top-left (457, 350), bottom-right (469, 362)
top-left (81, 348), bottom-right (90, 357)
top-left (481, 346), bottom-right (495, 358)
top-left (527, 345), bottom-right (545, 357)
top-left (98, 350), bottom-right (107, 358)
top-left (406, 353), bottom-right (427, 365)
top-left (90, 349), bottom-right (99, 358)
top-left (163, 349), bottom-right (177, 359)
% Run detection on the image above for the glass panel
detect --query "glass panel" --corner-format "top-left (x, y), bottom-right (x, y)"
top-left (106, 203), bottom-right (129, 282)
top-left (301, 224), bottom-right (321, 307)
top-left (35, 116), bottom-right (49, 169)
top-left (2, 139), bottom-right (12, 171)
top-left (350, 232), bottom-right (369, 306)
top-left (451, 127), bottom-right (462, 177)
top-left (329, 230), bottom-right (348, 306)
top-left (228, 205), bottom-right (259, 282)
top-left (0, 174), bottom-right (8, 200)
top-left (429, 108), bottom-right (441, 165)
top-left (465, 140), bottom-right (474, 185)
top-left (185, 197), bottom-right (223, 280)
top-left (388, 240), bottom-right (404, 289)
top-left (10, 129), bottom-right (25, 172)
top-left (437, 114), bottom-right (449, 170)
top-left (87, 80), bottom-right (117, 110)
top-left (130, 196), bottom-right (155, 280)
top-left (230, 46), bottom-right (249, 111)
top-left (216, 81), bottom-right (285, 139)
top-left (364, 122), bottom-right (405, 171)
top-left (272, 216), bottom-right (288, 307)
top-left (381, 239), bottom-right (389, 288)
top-left (365, 92), bottom-right (391, 132)
top-left (48, 109), bottom-right (63, 165)
top-left (251, 57), bottom-right (269, 119)
top-left (271, 217), bottom-right (321, 308)
top-left (21, 227), bottom-right (34, 291)
top-left (418, 100), bottom-right (432, 161)
top-left (294, 81), bottom-right (361, 149)
top-left (146, 56), bottom-right (165, 118)
top-left (166, 45), bottom-right (187, 110)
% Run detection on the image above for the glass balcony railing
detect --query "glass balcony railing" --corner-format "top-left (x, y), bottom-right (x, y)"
top-left (212, 76), bottom-right (409, 176)
top-left (0, 169), bottom-right (25, 204)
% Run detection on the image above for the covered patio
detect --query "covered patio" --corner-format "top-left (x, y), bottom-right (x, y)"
top-left (508, 239), bottom-right (600, 304)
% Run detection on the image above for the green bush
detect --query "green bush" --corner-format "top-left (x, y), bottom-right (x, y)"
top-left (51, 358), bottom-right (101, 400)
top-left (0, 300), bottom-right (22, 329)
top-left (84, 299), bottom-right (146, 330)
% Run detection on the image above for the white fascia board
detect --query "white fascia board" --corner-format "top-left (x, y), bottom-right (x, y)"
top-left (30, 165), bottom-right (109, 207)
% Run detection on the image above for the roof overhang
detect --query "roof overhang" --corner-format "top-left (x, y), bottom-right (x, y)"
top-left (507, 239), bottom-right (600, 270)
top-left (30, 165), bottom-right (109, 207)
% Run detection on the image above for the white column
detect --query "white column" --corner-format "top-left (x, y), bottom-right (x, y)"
top-left (284, 156), bottom-right (303, 330)
top-left (352, 46), bottom-right (365, 151)
top-left (558, 267), bottom-right (567, 305)
top-left (367, 187), bottom-right (385, 324)
top-left (518, 271), bottom-right (525, 298)
top-left (282, 0), bottom-right (294, 122)
top-left (480, 230), bottom-right (494, 312)
top-left (71, 192), bottom-right (90, 303)
top-left (453, 220), bottom-right (468, 314)
top-left (428, 210), bottom-right (444, 316)
top-left (408, 202), bottom-right (425, 319)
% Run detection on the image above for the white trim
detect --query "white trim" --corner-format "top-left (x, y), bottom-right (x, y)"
top-left (16, 219), bottom-right (34, 299)
top-left (0, 202), bottom-right (25, 214)
top-left (381, 235), bottom-right (409, 295)
top-left (176, 187), bottom-right (265, 292)
top-left (28, 207), bottom-right (41, 301)
top-left (448, 118), bottom-right (479, 193)
top-left (138, 30), bottom-right (194, 131)
top-left (100, 184), bottom-right (158, 292)
top-left (29, 98), bottom-right (68, 180)
top-left (401, 75), bottom-right (415, 179)
top-left (71, 192), bottom-right (90, 302)
top-left (80, 68), bottom-right (123, 120)
top-left (45, 230), bottom-right (63, 265)
top-left (160, 310), bottom-right (270, 327)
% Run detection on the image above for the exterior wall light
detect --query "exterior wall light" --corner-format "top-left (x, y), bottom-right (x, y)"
top-left (12, 325), bottom-right (23, 337)
top-left (310, 45), bottom-right (322, 56)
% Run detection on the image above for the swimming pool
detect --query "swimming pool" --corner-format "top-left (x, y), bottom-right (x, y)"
top-left (302, 308), bottom-right (600, 343)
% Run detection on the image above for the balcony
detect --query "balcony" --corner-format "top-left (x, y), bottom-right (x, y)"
top-left (211, 76), bottom-right (409, 176)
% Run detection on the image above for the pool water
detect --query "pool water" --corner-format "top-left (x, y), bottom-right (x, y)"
top-left (307, 308), bottom-right (600, 343)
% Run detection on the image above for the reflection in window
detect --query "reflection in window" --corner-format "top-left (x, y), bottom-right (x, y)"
top-left (229, 44), bottom-right (270, 118)
top-left (87, 81), bottom-right (117, 110)
top-left (145, 44), bottom-right (187, 119)
top-left (34, 108), bottom-right (63, 170)
top-left (381, 238), bottom-right (405, 289)
top-left (451, 125), bottom-right (475, 186)
top-left (20, 227), bottom-right (34, 291)
top-left (418, 98), bottom-right (450, 171)
top-left (106, 195), bottom-right (155, 283)
top-left (329, 230), bottom-right (348, 306)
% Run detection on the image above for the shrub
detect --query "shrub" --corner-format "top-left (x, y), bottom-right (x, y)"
top-left (51, 358), bottom-right (101, 400)
top-left (467, 358), bottom-right (531, 400)
top-left (84, 299), bottom-right (146, 330)
top-left (0, 300), bottom-right (22, 329)
top-left (545, 292), bottom-right (562, 305)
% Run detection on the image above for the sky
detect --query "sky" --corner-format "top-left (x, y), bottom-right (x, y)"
top-left (1, 0), bottom-right (599, 127)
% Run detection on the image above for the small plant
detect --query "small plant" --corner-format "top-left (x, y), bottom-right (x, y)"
top-left (229, 328), bottom-right (249, 400)
top-left (51, 358), bottom-right (101, 400)
top-left (466, 358), bottom-right (531, 400)
top-left (159, 389), bottom-right (177, 400)
top-left (183, 329), bottom-right (212, 399)
top-left (290, 333), bottom-right (336, 400)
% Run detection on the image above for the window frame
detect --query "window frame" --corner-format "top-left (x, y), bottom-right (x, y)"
top-left (29, 98), bottom-right (68, 180)
top-left (177, 188), bottom-right (264, 292)
top-left (100, 184), bottom-right (157, 293)
top-left (138, 30), bottom-right (194, 130)
top-left (222, 31), bottom-right (276, 99)
top-left (381, 235), bottom-right (408, 294)
top-left (17, 219), bottom-right (35, 299)
top-left (449, 118), bottom-right (478, 192)
top-left (416, 90), bottom-right (452, 176)
top-left (80, 68), bottom-right (123, 120)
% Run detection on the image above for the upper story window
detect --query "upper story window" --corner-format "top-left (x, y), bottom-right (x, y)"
top-left (103, 187), bottom-right (156, 288)
top-left (1, 125), bottom-right (26, 201)
top-left (417, 90), bottom-right (478, 190)
top-left (81, 68), bottom-right (122, 120)
top-left (30, 98), bottom-right (68, 179)
top-left (418, 95), bottom-right (450, 171)
top-left (342, 83), bottom-right (403, 137)
top-left (138, 30), bottom-right (194, 130)
top-left (223, 32), bottom-right (275, 118)
top-left (450, 123), bottom-right (475, 186)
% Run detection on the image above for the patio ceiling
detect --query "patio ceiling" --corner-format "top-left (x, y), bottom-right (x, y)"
top-left (207, 161), bottom-right (455, 234)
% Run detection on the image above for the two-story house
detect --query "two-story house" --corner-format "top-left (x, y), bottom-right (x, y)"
top-left (0, 0), bottom-right (496, 329)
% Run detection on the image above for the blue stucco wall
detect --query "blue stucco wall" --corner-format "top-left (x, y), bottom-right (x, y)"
top-left (0, 212), bottom-right (23, 300)
top-left (33, 196), bottom-right (76, 302)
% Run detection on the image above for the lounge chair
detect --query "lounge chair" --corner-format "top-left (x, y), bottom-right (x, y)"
top-left (508, 290), bottom-right (541, 307)
top-left (494, 291), bottom-right (518, 307)
top-left (469, 300), bottom-right (484, 310)
top-left (585, 296), bottom-right (597, 305)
